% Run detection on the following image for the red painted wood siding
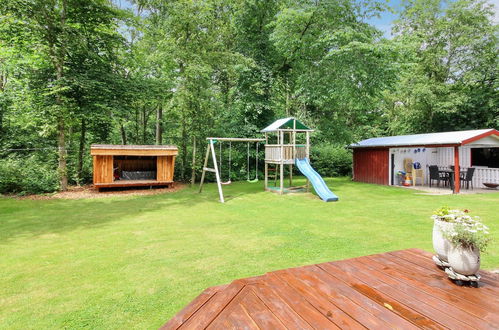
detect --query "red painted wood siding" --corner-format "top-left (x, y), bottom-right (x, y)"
top-left (353, 148), bottom-right (389, 185)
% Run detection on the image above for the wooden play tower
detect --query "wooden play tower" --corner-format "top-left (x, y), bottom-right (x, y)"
top-left (198, 117), bottom-right (339, 203)
top-left (261, 117), bottom-right (313, 194)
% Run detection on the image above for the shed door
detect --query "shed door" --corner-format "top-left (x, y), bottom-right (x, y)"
top-left (353, 149), bottom-right (389, 185)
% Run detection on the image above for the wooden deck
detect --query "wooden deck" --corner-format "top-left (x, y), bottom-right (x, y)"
top-left (161, 249), bottom-right (499, 329)
top-left (94, 180), bottom-right (173, 189)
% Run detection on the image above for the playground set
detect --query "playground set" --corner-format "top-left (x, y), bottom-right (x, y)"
top-left (198, 117), bottom-right (338, 203)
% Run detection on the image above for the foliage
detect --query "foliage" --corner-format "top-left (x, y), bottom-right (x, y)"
top-left (0, 156), bottom-right (59, 194)
top-left (0, 0), bottom-right (497, 193)
top-left (432, 207), bottom-right (471, 222)
top-left (386, 0), bottom-right (498, 134)
top-left (310, 143), bottom-right (352, 177)
top-left (441, 213), bottom-right (491, 252)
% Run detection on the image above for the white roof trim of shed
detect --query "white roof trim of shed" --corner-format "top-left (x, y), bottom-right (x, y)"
top-left (350, 129), bottom-right (499, 148)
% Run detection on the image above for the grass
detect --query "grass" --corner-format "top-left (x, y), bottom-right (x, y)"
top-left (1, 177), bottom-right (498, 329)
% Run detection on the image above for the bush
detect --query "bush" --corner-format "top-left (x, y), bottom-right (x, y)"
top-left (0, 156), bottom-right (59, 195)
top-left (310, 143), bottom-right (352, 177)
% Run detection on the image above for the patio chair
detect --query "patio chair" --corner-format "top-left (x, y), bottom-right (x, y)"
top-left (460, 167), bottom-right (475, 190)
top-left (429, 165), bottom-right (447, 187)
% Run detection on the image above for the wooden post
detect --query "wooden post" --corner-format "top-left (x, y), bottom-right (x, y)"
top-left (198, 143), bottom-right (211, 193)
top-left (306, 131), bottom-right (310, 192)
top-left (280, 163), bottom-right (284, 194)
top-left (264, 162), bottom-right (268, 190)
top-left (454, 146), bottom-right (460, 194)
top-left (292, 119), bottom-right (296, 159)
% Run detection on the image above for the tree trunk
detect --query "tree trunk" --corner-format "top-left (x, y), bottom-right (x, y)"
top-left (77, 117), bottom-right (86, 185)
top-left (57, 117), bottom-right (68, 190)
top-left (181, 119), bottom-right (187, 181)
top-left (56, 0), bottom-right (68, 191)
top-left (190, 136), bottom-right (196, 186)
top-left (142, 106), bottom-right (147, 144)
top-left (120, 122), bottom-right (127, 145)
top-left (156, 104), bottom-right (163, 145)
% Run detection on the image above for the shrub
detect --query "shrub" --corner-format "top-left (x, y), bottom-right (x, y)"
top-left (445, 220), bottom-right (490, 252)
top-left (0, 156), bottom-right (59, 195)
top-left (310, 143), bottom-right (352, 177)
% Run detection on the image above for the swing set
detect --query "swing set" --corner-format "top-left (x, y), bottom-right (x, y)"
top-left (199, 137), bottom-right (265, 203)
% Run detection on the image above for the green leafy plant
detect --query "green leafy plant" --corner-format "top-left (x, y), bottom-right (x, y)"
top-left (441, 212), bottom-right (491, 252)
top-left (431, 206), bottom-right (471, 223)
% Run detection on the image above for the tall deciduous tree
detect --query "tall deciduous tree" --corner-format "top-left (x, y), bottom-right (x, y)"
top-left (387, 0), bottom-right (498, 133)
top-left (1, 0), bottom-right (127, 189)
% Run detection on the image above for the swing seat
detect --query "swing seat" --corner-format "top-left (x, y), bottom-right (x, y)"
top-left (221, 180), bottom-right (232, 185)
top-left (247, 178), bottom-right (258, 183)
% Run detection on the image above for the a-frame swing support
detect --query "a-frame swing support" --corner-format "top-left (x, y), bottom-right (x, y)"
top-left (199, 137), bottom-right (265, 203)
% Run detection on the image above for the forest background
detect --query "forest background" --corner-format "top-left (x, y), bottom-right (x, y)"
top-left (0, 0), bottom-right (497, 194)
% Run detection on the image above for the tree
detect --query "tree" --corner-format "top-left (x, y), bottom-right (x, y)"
top-left (387, 0), bottom-right (498, 133)
top-left (1, 0), bottom-right (126, 189)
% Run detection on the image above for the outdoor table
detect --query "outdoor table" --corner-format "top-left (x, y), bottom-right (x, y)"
top-left (439, 169), bottom-right (466, 192)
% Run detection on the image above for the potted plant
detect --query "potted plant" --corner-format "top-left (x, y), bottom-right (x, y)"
top-left (431, 206), bottom-right (462, 262)
top-left (442, 216), bottom-right (490, 276)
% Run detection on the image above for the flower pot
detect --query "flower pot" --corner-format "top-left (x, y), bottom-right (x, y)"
top-left (432, 220), bottom-right (454, 262)
top-left (447, 245), bottom-right (480, 276)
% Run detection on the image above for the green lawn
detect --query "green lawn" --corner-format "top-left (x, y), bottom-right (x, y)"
top-left (1, 178), bottom-right (498, 329)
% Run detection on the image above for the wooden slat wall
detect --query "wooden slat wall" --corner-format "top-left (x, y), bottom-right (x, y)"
top-left (353, 148), bottom-right (389, 185)
top-left (93, 155), bottom-right (114, 184)
top-left (157, 156), bottom-right (176, 181)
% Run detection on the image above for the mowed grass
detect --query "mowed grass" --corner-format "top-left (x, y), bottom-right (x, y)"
top-left (1, 177), bottom-right (498, 329)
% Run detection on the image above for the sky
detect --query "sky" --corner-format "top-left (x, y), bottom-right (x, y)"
top-left (369, 0), bottom-right (499, 38)
top-left (115, 0), bottom-right (498, 39)
top-left (366, 0), bottom-right (403, 38)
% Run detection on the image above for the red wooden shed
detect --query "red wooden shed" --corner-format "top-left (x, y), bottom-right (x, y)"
top-left (350, 129), bottom-right (499, 193)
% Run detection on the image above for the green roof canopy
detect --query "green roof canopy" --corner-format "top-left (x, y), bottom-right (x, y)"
top-left (260, 117), bottom-right (312, 133)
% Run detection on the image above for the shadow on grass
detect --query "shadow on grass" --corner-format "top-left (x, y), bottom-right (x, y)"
top-left (0, 180), bottom-right (266, 242)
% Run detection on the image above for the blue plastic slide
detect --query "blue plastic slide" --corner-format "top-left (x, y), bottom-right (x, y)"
top-left (295, 158), bottom-right (339, 202)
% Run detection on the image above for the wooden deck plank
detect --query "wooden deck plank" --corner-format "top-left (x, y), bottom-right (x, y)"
top-left (162, 250), bottom-right (499, 329)
top-left (161, 285), bottom-right (223, 330)
top-left (264, 273), bottom-right (340, 329)
top-left (372, 253), bottom-right (499, 318)
top-left (404, 249), bottom-right (499, 287)
top-left (248, 282), bottom-right (313, 329)
top-left (207, 287), bottom-right (260, 330)
top-left (347, 257), bottom-right (494, 329)
top-left (300, 265), bottom-right (420, 329)
top-left (239, 291), bottom-right (287, 329)
top-left (329, 258), bottom-right (475, 329)
top-left (284, 266), bottom-right (396, 329)
top-left (215, 304), bottom-right (259, 330)
top-left (392, 250), bottom-right (499, 299)
top-left (95, 180), bottom-right (173, 188)
top-left (317, 262), bottom-right (446, 329)
top-left (178, 281), bottom-right (246, 329)
top-left (274, 269), bottom-right (365, 329)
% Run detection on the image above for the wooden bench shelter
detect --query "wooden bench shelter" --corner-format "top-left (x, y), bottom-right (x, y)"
top-left (91, 144), bottom-right (177, 190)
top-left (162, 249), bottom-right (499, 329)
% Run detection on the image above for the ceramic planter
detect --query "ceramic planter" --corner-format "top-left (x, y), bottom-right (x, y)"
top-left (447, 245), bottom-right (480, 276)
top-left (432, 220), bottom-right (454, 262)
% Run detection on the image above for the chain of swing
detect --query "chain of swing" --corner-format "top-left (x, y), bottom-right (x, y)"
top-left (218, 141), bottom-right (259, 184)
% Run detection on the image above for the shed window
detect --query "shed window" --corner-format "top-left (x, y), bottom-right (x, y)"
top-left (471, 148), bottom-right (499, 168)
